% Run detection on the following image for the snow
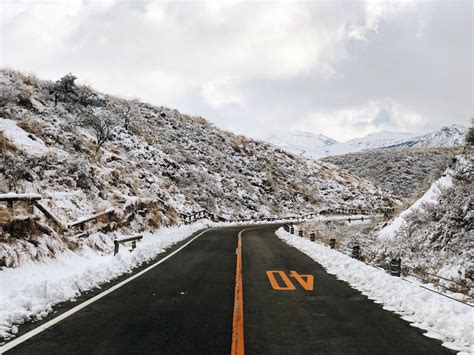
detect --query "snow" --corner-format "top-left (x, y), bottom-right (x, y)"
top-left (378, 170), bottom-right (453, 240)
top-left (276, 228), bottom-right (474, 354)
top-left (265, 130), bottom-right (338, 156)
top-left (0, 221), bottom-right (211, 340)
top-left (390, 125), bottom-right (468, 149)
top-left (265, 126), bottom-right (467, 159)
top-left (0, 119), bottom-right (49, 156)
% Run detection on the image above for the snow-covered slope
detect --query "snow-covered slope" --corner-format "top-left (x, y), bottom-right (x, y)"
top-left (388, 125), bottom-right (467, 149)
top-left (264, 130), bottom-right (338, 157)
top-left (323, 149), bottom-right (450, 200)
top-left (0, 69), bottom-right (395, 268)
top-left (265, 126), bottom-right (467, 159)
top-left (373, 149), bottom-right (473, 285)
top-left (343, 131), bottom-right (417, 150)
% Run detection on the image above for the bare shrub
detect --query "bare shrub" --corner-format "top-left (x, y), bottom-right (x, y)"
top-left (18, 116), bottom-right (44, 137)
top-left (114, 98), bottom-right (141, 130)
top-left (86, 113), bottom-right (117, 150)
top-left (466, 119), bottom-right (474, 146)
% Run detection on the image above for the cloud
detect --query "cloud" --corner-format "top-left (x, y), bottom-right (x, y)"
top-left (202, 76), bottom-right (242, 108)
top-left (348, 0), bottom-right (416, 40)
top-left (1, 0), bottom-right (471, 141)
top-left (298, 100), bottom-right (425, 142)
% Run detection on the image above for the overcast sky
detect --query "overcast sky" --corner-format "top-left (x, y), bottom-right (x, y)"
top-left (1, 0), bottom-right (472, 141)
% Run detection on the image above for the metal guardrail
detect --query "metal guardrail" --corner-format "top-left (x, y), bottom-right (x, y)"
top-left (114, 234), bottom-right (143, 255)
top-left (179, 207), bottom-right (386, 225)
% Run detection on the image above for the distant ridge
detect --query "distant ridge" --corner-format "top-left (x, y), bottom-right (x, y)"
top-left (264, 125), bottom-right (467, 159)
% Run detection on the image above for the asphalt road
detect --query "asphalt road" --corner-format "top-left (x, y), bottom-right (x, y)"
top-left (3, 225), bottom-right (451, 354)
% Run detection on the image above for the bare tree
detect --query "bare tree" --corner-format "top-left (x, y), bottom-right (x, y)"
top-left (115, 99), bottom-right (141, 130)
top-left (83, 111), bottom-right (117, 150)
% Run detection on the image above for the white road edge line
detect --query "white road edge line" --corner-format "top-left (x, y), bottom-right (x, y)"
top-left (0, 228), bottom-right (212, 354)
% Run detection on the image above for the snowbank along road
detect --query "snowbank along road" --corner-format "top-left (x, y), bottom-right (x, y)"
top-left (0, 225), bottom-right (452, 354)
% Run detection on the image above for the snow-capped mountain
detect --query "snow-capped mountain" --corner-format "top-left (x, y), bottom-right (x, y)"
top-left (343, 131), bottom-right (417, 150)
top-left (265, 130), bottom-right (338, 156)
top-left (387, 125), bottom-right (467, 148)
top-left (265, 125), bottom-right (467, 159)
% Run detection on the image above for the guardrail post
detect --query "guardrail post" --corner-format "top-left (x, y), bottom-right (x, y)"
top-left (329, 238), bottom-right (336, 249)
top-left (309, 233), bottom-right (315, 241)
top-left (390, 258), bottom-right (401, 277)
top-left (114, 240), bottom-right (119, 256)
top-left (352, 245), bottom-right (360, 260)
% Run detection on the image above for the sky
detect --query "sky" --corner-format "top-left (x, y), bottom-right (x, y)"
top-left (1, 0), bottom-right (472, 142)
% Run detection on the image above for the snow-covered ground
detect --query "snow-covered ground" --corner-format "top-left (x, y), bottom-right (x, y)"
top-left (0, 221), bottom-right (212, 341)
top-left (0, 118), bottom-right (50, 156)
top-left (276, 228), bottom-right (474, 354)
top-left (377, 169), bottom-right (453, 240)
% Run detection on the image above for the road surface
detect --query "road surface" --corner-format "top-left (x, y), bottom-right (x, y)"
top-left (2, 225), bottom-right (451, 354)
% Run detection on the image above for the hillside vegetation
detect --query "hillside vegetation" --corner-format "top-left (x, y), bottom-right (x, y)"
top-left (376, 149), bottom-right (473, 286)
top-left (0, 70), bottom-right (394, 267)
top-left (323, 148), bottom-right (453, 201)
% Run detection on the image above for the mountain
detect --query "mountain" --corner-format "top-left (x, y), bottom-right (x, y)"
top-left (387, 125), bottom-right (467, 148)
top-left (343, 131), bottom-right (417, 150)
top-left (0, 69), bottom-right (395, 267)
top-left (264, 130), bottom-right (338, 156)
top-left (265, 126), bottom-right (467, 159)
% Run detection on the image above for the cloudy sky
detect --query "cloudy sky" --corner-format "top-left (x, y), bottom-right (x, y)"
top-left (1, 0), bottom-right (472, 141)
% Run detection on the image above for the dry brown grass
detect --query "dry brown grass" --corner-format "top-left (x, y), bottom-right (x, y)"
top-left (0, 132), bottom-right (6, 154)
top-left (18, 116), bottom-right (44, 137)
top-left (0, 131), bottom-right (20, 154)
top-left (0, 205), bottom-right (11, 226)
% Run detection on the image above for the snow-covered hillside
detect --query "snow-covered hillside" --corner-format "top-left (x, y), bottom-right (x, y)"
top-left (373, 149), bottom-right (473, 286)
top-left (265, 126), bottom-right (467, 159)
top-left (388, 125), bottom-right (467, 149)
top-left (0, 70), bottom-right (395, 267)
top-left (264, 130), bottom-right (337, 156)
top-left (323, 148), bottom-right (451, 201)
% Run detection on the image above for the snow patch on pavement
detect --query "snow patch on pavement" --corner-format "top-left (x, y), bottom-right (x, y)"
top-left (276, 228), bottom-right (474, 354)
top-left (0, 222), bottom-right (210, 340)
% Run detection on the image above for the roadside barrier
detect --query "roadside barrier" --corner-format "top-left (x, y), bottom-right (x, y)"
top-left (298, 231), bottom-right (473, 306)
top-left (390, 259), bottom-right (402, 277)
top-left (351, 245), bottom-right (361, 260)
top-left (114, 234), bottom-right (143, 255)
top-left (178, 206), bottom-right (391, 225)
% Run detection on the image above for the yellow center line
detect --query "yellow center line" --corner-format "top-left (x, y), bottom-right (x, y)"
top-left (231, 229), bottom-right (246, 355)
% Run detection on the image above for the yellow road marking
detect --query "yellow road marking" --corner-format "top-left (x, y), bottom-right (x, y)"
top-left (266, 271), bottom-right (297, 290)
top-left (231, 229), bottom-right (245, 355)
top-left (266, 271), bottom-right (314, 291)
top-left (290, 271), bottom-right (314, 291)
